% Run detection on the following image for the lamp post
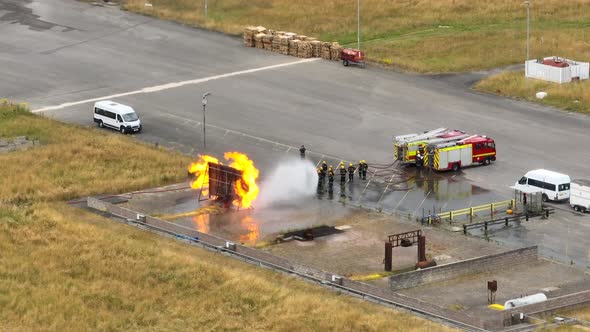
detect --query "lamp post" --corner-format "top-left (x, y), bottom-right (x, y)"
top-left (525, 1), bottom-right (530, 62)
top-left (357, 0), bottom-right (360, 50)
top-left (205, 0), bottom-right (208, 18)
top-left (202, 92), bottom-right (211, 151)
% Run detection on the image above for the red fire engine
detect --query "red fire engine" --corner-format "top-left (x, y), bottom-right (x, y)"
top-left (423, 135), bottom-right (496, 171)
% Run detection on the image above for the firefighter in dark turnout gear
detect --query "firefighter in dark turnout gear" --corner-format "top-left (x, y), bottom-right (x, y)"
top-left (322, 161), bottom-right (328, 172)
top-left (319, 166), bottom-right (326, 182)
top-left (327, 167), bottom-right (335, 192)
top-left (348, 163), bottom-right (355, 182)
top-left (359, 160), bottom-right (368, 180)
top-left (339, 165), bottom-right (347, 184)
top-left (299, 145), bottom-right (306, 159)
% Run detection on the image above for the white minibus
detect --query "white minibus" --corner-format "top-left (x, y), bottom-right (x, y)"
top-left (514, 169), bottom-right (570, 202)
top-left (93, 100), bottom-right (142, 134)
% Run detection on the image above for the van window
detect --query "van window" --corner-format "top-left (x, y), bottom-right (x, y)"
top-left (116, 114), bottom-right (123, 122)
top-left (122, 112), bottom-right (138, 122)
top-left (544, 182), bottom-right (556, 191)
top-left (104, 111), bottom-right (116, 119)
top-left (558, 183), bottom-right (570, 191)
top-left (95, 107), bottom-right (105, 115)
top-left (518, 177), bottom-right (527, 185)
top-left (475, 144), bottom-right (482, 150)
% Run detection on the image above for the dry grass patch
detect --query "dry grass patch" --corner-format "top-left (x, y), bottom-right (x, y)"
top-left (560, 305), bottom-right (590, 321)
top-left (0, 101), bottom-right (453, 330)
top-left (474, 71), bottom-right (590, 114)
top-left (122, 0), bottom-right (590, 73)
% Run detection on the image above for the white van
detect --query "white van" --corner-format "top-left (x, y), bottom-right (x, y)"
top-left (514, 169), bottom-right (570, 202)
top-left (93, 100), bottom-right (141, 134)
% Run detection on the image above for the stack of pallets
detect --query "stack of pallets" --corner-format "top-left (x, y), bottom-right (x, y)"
top-left (289, 39), bottom-right (300, 57)
top-left (254, 33), bottom-right (265, 49)
top-left (330, 42), bottom-right (342, 60)
top-left (243, 26), bottom-right (266, 47)
top-left (297, 41), bottom-right (313, 58)
top-left (262, 34), bottom-right (273, 51)
top-left (279, 35), bottom-right (291, 55)
top-left (271, 35), bottom-right (281, 53)
top-left (320, 42), bottom-right (332, 59)
top-left (242, 27), bottom-right (348, 62)
top-left (310, 40), bottom-right (321, 58)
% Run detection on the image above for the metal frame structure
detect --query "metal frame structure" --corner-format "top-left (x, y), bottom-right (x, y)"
top-left (198, 162), bottom-right (243, 208)
top-left (384, 230), bottom-right (426, 271)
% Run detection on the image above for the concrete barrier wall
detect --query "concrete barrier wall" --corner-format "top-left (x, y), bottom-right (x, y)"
top-left (390, 246), bottom-right (538, 291)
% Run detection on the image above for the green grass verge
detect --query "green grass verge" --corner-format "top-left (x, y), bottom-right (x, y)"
top-left (0, 100), bottom-right (452, 331)
top-left (474, 71), bottom-right (590, 114)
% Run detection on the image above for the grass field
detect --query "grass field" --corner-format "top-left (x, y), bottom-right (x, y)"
top-left (561, 305), bottom-right (590, 322)
top-left (0, 101), bottom-right (452, 331)
top-left (123, 0), bottom-right (590, 73)
top-left (121, 0), bottom-right (590, 114)
top-left (474, 71), bottom-right (590, 114)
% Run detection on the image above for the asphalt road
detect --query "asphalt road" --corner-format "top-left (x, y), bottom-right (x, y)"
top-left (1, 1), bottom-right (589, 265)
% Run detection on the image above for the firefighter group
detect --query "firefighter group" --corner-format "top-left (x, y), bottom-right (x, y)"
top-left (316, 160), bottom-right (368, 194)
top-left (299, 145), bottom-right (368, 194)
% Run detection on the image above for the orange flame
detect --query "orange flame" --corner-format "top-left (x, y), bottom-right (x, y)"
top-left (188, 152), bottom-right (259, 208)
top-left (192, 214), bottom-right (209, 233)
top-left (188, 155), bottom-right (220, 197)
top-left (239, 216), bottom-right (259, 244)
top-left (225, 151), bottom-right (259, 208)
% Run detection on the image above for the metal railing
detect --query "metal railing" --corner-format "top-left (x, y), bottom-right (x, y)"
top-left (436, 200), bottom-right (515, 223)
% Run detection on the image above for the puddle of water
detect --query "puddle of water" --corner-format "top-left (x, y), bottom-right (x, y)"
top-left (173, 197), bottom-right (355, 245)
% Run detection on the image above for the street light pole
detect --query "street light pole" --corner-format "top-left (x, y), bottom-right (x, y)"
top-left (205, 0), bottom-right (208, 18)
top-left (357, 0), bottom-right (360, 50)
top-left (202, 92), bottom-right (211, 151)
top-left (526, 0), bottom-right (530, 62)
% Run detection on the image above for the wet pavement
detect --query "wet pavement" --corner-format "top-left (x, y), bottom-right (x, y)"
top-left (468, 205), bottom-right (590, 268)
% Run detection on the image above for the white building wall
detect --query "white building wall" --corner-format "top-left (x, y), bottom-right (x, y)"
top-left (525, 57), bottom-right (589, 84)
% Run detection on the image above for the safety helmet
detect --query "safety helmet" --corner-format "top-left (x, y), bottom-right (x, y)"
top-left (340, 165), bottom-right (344, 168)
top-left (322, 161), bottom-right (326, 164)
top-left (362, 160), bottom-right (366, 163)
top-left (349, 163), bottom-right (353, 166)
top-left (329, 165), bottom-right (333, 168)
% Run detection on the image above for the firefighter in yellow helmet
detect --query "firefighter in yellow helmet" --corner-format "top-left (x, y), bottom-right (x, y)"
top-left (359, 160), bottom-right (368, 180)
top-left (339, 164), bottom-right (347, 184)
top-left (347, 163), bottom-right (356, 182)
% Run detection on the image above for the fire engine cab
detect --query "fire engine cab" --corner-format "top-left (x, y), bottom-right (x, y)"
top-left (424, 135), bottom-right (496, 171)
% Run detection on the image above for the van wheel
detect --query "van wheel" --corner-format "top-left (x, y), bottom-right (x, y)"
top-left (452, 163), bottom-right (460, 172)
top-left (120, 126), bottom-right (126, 134)
top-left (98, 120), bottom-right (103, 128)
top-left (542, 194), bottom-right (548, 202)
top-left (573, 205), bottom-right (580, 212)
